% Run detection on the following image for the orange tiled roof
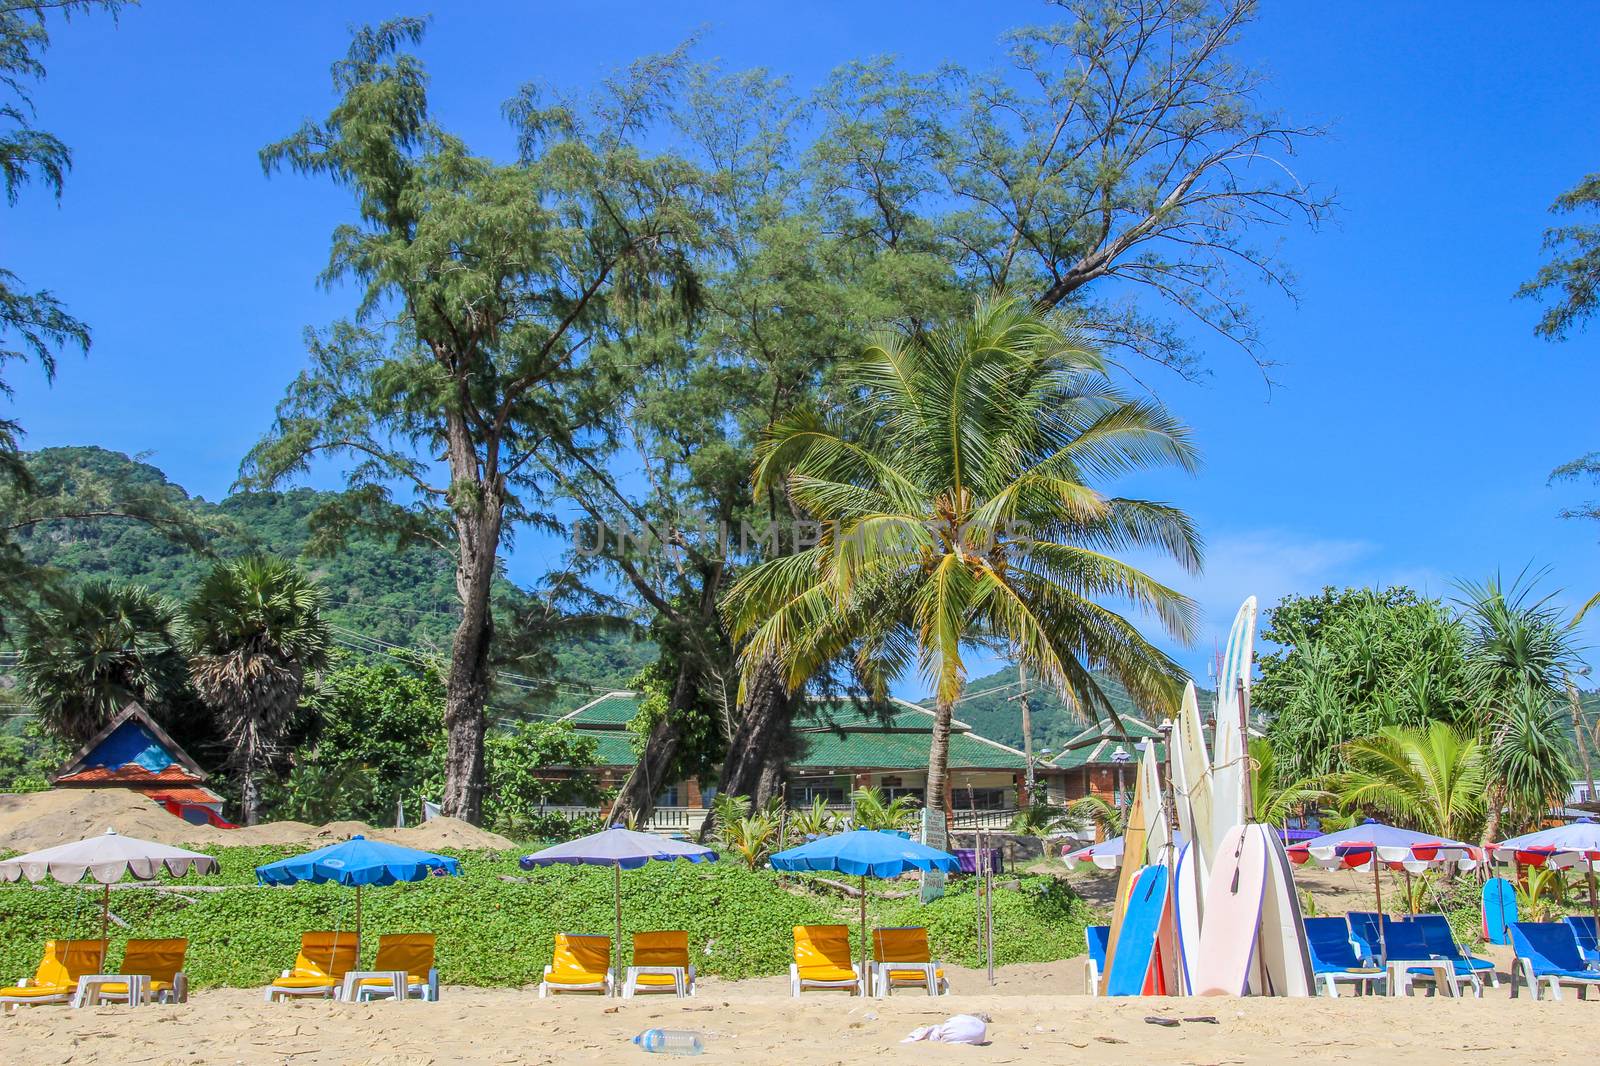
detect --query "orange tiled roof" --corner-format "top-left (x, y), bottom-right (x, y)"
top-left (56, 764), bottom-right (203, 785)
top-left (135, 785), bottom-right (224, 806)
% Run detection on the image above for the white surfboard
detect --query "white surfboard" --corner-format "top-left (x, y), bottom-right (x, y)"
top-left (1251, 824), bottom-right (1313, 997)
top-left (1174, 682), bottom-right (1214, 877)
top-left (1208, 598), bottom-right (1256, 858)
top-left (1193, 823), bottom-right (1267, 996)
top-left (1174, 841), bottom-right (1203, 995)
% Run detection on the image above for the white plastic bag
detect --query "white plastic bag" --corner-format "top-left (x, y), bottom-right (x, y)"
top-left (901, 1014), bottom-right (988, 1045)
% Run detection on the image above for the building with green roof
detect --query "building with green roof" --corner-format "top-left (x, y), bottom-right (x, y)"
top-left (1047, 715), bottom-right (1167, 808)
top-left (559, 691), bottom-right (1055, 829)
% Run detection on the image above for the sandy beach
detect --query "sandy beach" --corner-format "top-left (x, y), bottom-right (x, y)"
top-left (1, 955), bottom-right (1593, 1066)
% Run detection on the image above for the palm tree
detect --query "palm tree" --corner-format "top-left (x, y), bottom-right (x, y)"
top-left (1248, 736), bottom-right (1332, 826)
top-left (184, 555), bottom-right (329, 825)
top-left (1457, 570), bottom-right (1582, 844)
top-left (724, 296), bottom-right (1200, 843)
top-left (848, 786), bottom-right (920, 831)
top-left (17, 581), bottom-right (187, 745)
top-left (1331, 722), bottom-right (1485, 841)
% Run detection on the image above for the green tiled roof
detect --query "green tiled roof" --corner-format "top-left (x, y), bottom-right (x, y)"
top-left (1049, 716), bottom-right (1166, 771)
top-left (561, 692), bottom-right (642, 726)
top-left (562, 692), bottom-right (1029, 771)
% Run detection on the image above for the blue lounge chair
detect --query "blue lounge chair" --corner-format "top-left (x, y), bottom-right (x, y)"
top-left (1564, 915), bottom-right (1600, 963)
top-left (1510, 922), bottom-right (1600, 1001)
top-left (1380, 918), bottom-right (1475, 997)
top-left (1347, 912), bottom-right (1383, 966)
top-left (1410, 914), bottom-right (1497, 989)
top-left (1085, 925), bottom-right (1109, 997)
top-left (1304, 917), bottom-right (1385, 997)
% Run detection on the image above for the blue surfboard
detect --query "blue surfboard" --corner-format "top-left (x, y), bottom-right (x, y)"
top-left (1482, 876), bottom-right (1518, 945)
top-left (1106, 863), bottom-right (1170, 996)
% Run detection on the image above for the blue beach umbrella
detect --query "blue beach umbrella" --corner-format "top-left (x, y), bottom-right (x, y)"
top-left (770, 829), bottom-right (960, 978)
top-left (520, 825), bottom-right (718, 991)
top-left (255, 835), bottom-right (461, 957)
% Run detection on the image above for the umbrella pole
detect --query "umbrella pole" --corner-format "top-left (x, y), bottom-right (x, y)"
top-left (1404, 869), bottom-right (1414, 915)
top-left (614, 864), bottom-right (623, 997)
top-left (1589, 869), bottom-right (1598, 931)
top-left (859, 874), bottom-right (868, 995)
top-left (1372, 860), bottom-right (1386, 960)
top-left (101, 882), bottom-right (109, 944)
top-left (355, 883), bottom-right (363, 964)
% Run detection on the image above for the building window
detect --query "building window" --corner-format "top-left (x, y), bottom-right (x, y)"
top-left (788, 779), bottom-right (850, 805)
top-left (655, 784), bottom-right (680, 807)
top-left (883, 786), bottom-right (924, 804)
top-left (956, 787), bottom-right (1008, 811)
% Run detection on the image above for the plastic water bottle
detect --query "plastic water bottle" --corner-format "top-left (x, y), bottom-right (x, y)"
top-left (632, 1029), bottom-right (705, 1056)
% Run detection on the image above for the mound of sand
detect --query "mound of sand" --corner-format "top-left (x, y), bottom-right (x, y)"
top-left (0, 788), bottom-right (513, 853)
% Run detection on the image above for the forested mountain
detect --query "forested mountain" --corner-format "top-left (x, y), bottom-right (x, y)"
top-left (939, 665), bottom-right (1217, 751)
top-left (10, 447), bottom-right (654, 705)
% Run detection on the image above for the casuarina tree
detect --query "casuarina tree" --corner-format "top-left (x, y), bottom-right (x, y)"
top-left (241, 19), bottom-right (705, 821)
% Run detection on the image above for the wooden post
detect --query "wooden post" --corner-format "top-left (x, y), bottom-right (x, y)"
top-left (613, 863), bottom-right (623, 996)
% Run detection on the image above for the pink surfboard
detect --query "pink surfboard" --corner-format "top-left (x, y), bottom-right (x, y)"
top-left (1192, 823), bottom-right (1267, 995)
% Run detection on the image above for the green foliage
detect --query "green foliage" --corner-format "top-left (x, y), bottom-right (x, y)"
top-left (1247, 735), bottom-right (1332, 826)
top-left (1330, 722), bottom-right (1485, 840)
top-left (711, 794), bottom-right (782, 869)
top-left (1518, 170), bottom-right (1600, 342)
top-left (0, 847), bottom-right (1090, 986)
top-left (848, 786), bottom-right (918, 832)
top-left (276, 653), bottom-right (446, 824)
top-left (625, 656), bottom-right (722, 785)
top-left (1257, 586), bottom-right (1471, 778)
top-left (1011, 795), bottom-right (1121, 839)
top-left (0, 719), bottom-right (64, 792)
top-left (482, 722), bottom-right (603, 833)
top-left (17, 580), bottom-right (189, 745)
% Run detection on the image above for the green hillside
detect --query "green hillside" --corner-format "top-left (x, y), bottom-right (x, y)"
top-left (941, 665), bottom-right (1216, 752)
top-left (11, 447), bottom-right (654, 706)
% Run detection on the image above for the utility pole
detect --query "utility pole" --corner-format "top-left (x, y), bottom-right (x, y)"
top-left (1567, 671), bottom-right (1596, 808)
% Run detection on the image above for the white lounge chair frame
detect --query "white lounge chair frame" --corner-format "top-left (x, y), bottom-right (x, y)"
top-left (1314, 968), bottom-right (1386, 997)
top-left (341, 968), bottom-right (439, 1002)
top-left (871, 960), bottom-right (945, 997)
top-left (0, 979), bottom-right (73, 1011)
top-left (74, 971), bottom-right (189, 1006)
top-left (264, 972), bottom-right (344, 1003)
top-left (1510, 956), bottom-right (1600, 1001)
top-left (789, 962), bottom-right (863, 996)
top-left (622, 964), bottom-right (695, 998)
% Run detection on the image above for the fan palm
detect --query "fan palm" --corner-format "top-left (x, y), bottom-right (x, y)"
top-left (1332, 722), bottom-right (1485, 841)
top-left (1488, 687), bottom-right (1575, 834)
top-left (724, 296), bottom-right (1200, 837)
top-left (1248, 736), bottom-right (1332, 826)
top-left (184, 555), bottom-right (329, 825)
top-left (17, 581), bottom-right (187, 745)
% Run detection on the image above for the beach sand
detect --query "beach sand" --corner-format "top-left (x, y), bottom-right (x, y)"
top-left (1, 956), bottom-right (1591, 1066)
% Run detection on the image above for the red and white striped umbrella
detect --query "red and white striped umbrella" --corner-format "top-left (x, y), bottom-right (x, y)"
top-left (1286, 819), bottom-right (1480, 874)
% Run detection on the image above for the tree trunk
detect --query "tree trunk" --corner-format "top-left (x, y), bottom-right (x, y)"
top-left (611, 665), bottom-right (696, 827)
top-left (924, 693), bottom-right (955, 818)
top-left (441, 464), bottom-right (503, 824)
top-left (239, 729), bottom-right (260, 827)
top-left (611, 717), bottom-right (681, 828)
top-left (1480, 782), bottom-right (1506, 851)
top-left (696, 655), bottom-right (793, 841)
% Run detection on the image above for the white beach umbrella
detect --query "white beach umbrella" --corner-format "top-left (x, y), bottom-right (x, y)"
top-left (0, 828), bottom-right (218, 940)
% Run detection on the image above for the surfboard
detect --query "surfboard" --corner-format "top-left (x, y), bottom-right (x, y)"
top-left (1482, 876), bottom-right (1518, 945)
top-left (1174, 841), bottom-right (1203, 995)
top-left (1175, 682), bottom-right (1214, 879)
top-left (1208, 599), bottom-right (1256, 862)
top-left (1252, 825), bottom-right (1313, 996)
top-left (1106, 864), bottom-right (1170, 996)
top-left (1099, 740), bottom-right (1152, 993)
top-left (1193, 823), bottom-right (1267, 995)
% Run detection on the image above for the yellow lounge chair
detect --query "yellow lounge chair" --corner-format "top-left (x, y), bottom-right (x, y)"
top-left (77, 938), bottom-right (190, 1006)
top-left (264, 931), bottom-right (359, 1003)
top-left (790, 924), bottom-right (862, 996)
top-left (341, 933), bottom-right (440, 1002)
top-left (871, 926), bottom-right (947, 997)
top-left (623, 930), bottom-right (694, 998)
top-left (0, 939), bottom-right (106, 1011)
top-left (539, 933), bottom-right (614, 996)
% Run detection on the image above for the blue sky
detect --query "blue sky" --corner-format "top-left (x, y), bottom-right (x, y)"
top-left (9, 2), bottom-right (1600, 691)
